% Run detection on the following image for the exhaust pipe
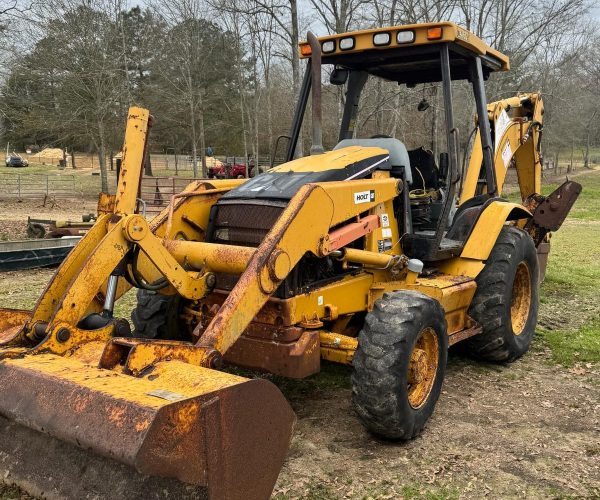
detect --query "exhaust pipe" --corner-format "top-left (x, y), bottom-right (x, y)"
top-left (307, 32), bottom-right (324, 155)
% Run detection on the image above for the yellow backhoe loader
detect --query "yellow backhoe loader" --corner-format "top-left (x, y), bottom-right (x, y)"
top-left (0, 22), bottom-right (581, 499)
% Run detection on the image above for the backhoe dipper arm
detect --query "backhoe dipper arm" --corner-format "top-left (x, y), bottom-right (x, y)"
top-left (460, 93), bottom-right (544, 203)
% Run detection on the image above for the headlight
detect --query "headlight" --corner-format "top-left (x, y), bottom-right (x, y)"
top-left (339, 37), bottom-right (355, 51)
top-left (322, 40), bottom-right (336, 53)
top-left (397, 30), bottom-right (415, 44)
top-left (373, 32), bottom-right (391, 46)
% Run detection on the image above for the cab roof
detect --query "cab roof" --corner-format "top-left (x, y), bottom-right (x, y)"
top-left (299, 22), bottom-right (509, 85)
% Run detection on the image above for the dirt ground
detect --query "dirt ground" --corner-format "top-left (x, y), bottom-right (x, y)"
top-left (0, 172), bottom-right (599, 499)
top-left (272, 344), bottom-right (599, 499)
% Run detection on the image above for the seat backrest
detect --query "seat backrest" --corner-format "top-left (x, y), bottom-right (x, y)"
top-left (334, 138), bottom-right (412, 184)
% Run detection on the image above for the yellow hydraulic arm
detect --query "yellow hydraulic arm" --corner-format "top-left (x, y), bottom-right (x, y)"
top-left (0, 108), bottom-right (298, 498)
top-left (460, 93), bottom-right (544, 203)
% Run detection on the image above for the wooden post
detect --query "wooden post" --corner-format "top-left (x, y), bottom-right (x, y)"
top-left (174, 148), bottom-right (179, 176)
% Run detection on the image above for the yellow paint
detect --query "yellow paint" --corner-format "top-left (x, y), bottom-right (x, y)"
top-left (461, 201), bottom-right (531, 260)
top-left (511, 262), bottom-right (532, 335)
top-left (460, 93), bottom-right (543, 204)
top-left (4, 348), bottom-right (248, 410)
top-left (407, 327), bottom-right (439, 408)
top-left (197, 177), bottom-right (400, 355)
top-left (270, 146), bottom-right (388, 173)
top-left (437, 257), bottom-right (485, 278)
top-left (401, 276), bottom-right (476, 334)
top-left (299, 22), bottom-right (509, 71)
top-left (31, 321), bottom-right (114, 356)
top-left (113, 107), bottom-right (150, 217)
top-left (319, 331), bottom-right (357, 364)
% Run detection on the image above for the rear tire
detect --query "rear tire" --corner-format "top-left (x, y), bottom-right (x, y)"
top-left (352, 291), bottom-right (448, 440)
top-left (131, 289), bottom-right (185, 340)
top-left (465, 226), bottom-right (539, 362)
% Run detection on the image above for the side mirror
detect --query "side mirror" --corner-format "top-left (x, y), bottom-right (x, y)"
top-left (271, 135), bottom-right (291, 168)
top-left (330, 68), bottom-right (349, 85)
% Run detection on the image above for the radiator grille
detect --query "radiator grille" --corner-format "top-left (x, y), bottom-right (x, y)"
top-left (211, 202), bottom-right (285, 247)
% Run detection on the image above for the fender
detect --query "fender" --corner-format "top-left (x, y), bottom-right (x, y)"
top-left (461, 201), bottom-right (531, 261)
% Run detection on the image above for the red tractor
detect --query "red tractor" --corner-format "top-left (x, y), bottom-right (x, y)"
top-left (207, 157), bottom-right (255, 178)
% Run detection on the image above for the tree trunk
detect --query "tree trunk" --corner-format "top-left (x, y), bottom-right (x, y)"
top-left (189, 96), bottom-right (199, 178)
top-left (290, 0), bottom-right (303, 157)
top-left (375, 79), bottom-right (383, 133)
top-left (144, 153), bottom-right (153, 176)
top-left (390, 93), bottom-right (401, 138)
top-left (98, 121), bottom-right (109, 194)
top-left (568, 137), bottom-right (574, 173)
top-left (584, 110), bottom-right (596, 169)
top-left (198, 97), bottom-right (207, 178)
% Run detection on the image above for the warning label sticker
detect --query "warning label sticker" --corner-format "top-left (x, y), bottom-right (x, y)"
top-left (501, 141), bottom-right (512, 169)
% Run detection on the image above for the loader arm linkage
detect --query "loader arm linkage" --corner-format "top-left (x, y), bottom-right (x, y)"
top-left (0, 108), bottom-right (307, 500)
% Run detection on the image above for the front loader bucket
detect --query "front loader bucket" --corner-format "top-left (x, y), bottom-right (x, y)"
top-left (0, 342), bottom-right (295, 500)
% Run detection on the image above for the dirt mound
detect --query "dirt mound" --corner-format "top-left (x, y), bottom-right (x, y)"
top-left (29, 148), bottom-right (65, 164)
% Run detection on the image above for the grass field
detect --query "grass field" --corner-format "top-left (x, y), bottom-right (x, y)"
top-left (535, 173), bottom-right (600, 366)
top-left (503, 169), bottom-right (600, 367)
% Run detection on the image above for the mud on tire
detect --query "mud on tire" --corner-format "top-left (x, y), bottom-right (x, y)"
top-left (465, 226), bottom-right (539, 362)
top-left (352, 291), bottom-right (448, 440)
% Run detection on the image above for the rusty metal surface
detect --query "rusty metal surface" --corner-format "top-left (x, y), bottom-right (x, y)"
top-left (447, 321), bottom-right (483, 346)
top-left (165, 239), bottom-right (255, 274)
top-left (97, 192), bottom-right (116, 215)
top-left (0, 308), bottom-right (30, 346)
top-left (195, 184), bottom-right (322, 354)
top-left (224, 330), bottom-right (320, 379)
top-left (0, 351), bottom-right (295, 499)
top-left (0, 415), bottom-right (208, 500)
top-left (536, 241), bottom-right (550, 284)
top-left (203, 291), bottom-right (296, 326)
top-left (532, 180), bottom-right (582, 230)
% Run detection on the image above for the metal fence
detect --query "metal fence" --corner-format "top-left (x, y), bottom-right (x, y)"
top-left (0, 173), bottom-right (82, 203)
top-left (138, 176), bottom-right (203, 215)
top-left (21, 152), bottom-right (284, 174)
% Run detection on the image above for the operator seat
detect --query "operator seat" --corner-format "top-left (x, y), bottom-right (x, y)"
top-left (334, 138), bottom-right (413, 184)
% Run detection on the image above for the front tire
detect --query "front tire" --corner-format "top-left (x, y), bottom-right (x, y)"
top-left (465, 226), bottom-right (539, 362)
top-left (352, 291), bottom-right (448, 440)
top-left (131, 289), bottom-right (186, 340)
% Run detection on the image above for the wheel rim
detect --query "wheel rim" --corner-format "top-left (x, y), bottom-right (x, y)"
top-left (407, 327), bottom-right (439, 409)
top-left (511, 261), bottom-right (532, 335)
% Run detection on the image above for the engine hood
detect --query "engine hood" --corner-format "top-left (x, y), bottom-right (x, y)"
top-left (220, 146), bottom-right (390, 201)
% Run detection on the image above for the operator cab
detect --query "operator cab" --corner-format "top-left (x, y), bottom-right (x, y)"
top-left (287, 22), bottom-right (509, 261)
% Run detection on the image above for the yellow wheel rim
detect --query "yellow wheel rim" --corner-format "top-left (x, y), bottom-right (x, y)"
top-left (511, 262), bottom-right (532, 336)
top-left (407, 327), bottom-right (439, 409)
